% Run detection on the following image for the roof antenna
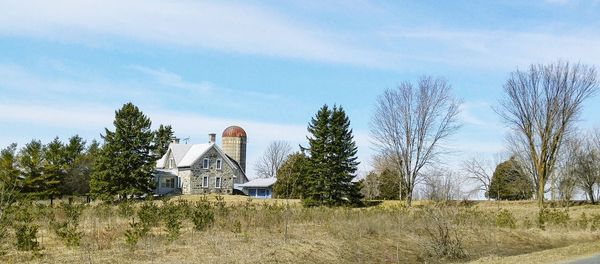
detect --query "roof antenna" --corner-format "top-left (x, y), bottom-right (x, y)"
top-left (182, 137), bottom-right (190, 144)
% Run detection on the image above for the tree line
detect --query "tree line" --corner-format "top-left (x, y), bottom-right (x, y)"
top-left (0, 103), bottom-right (175, 206)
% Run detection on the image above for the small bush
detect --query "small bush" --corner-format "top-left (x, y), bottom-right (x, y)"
top-left (51, 202), bottom-right (84, 247)
top-left (590, 214), bottom-right (600, 231)
top-left (495, 209), bottom-right (516, 229)
top-left (12, 202), bottom-right (39, 251)
top-left (162, 201), bottom-right (183, 242)
top-left (190, 200), bottom-right (214, 232)
top-left (420, 208), bottom-right (467, 260)
top-left (138, 201), bottom-right (160, 231)
top-left (232, 220), bottom-right (242, 234)
top-left (15, 224), bottom-right (39, 251)
top-left (579, 212), bottom-right (589, 230)
top-left (117, 201), bottom-right (135, 218)
top-left (124, 219), bottom-right (146, 249)
top-left (538, 208), bottom-right (569, 228)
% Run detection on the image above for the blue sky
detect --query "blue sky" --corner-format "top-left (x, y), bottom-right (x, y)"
top-left (1, 0), bottom-right (600, 180)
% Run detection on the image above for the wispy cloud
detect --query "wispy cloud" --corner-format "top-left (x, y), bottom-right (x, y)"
top-left (0, 0), bottom-right (391, 68)
top-left (130, 65), bottom-right (213, 94)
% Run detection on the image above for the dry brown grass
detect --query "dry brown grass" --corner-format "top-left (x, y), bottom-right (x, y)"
top-left (2, 197), bottom-right (600, 263)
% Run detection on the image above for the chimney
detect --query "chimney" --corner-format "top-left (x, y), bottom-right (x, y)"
top-left (208, 133), bottom-right (216, 144)
top-left (171, 136), bottom-right (180, 144)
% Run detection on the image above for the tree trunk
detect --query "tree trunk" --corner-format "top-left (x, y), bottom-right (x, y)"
top-left (589, 189), bottom-right (595, 205)
top-left (537, 182), bottom-right (544, 208)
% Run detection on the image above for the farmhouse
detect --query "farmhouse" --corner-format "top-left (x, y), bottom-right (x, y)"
top-left (155, 126), bottom-right (250, 195)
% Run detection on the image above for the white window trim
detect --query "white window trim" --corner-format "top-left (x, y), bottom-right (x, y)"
top-left (168, 158), bottom-right (175, 169)
top-left (215, 177), bottom-right (222, 189)
top-left (216, 159), bottom-right (222, 170)
top-left (202, 176), bottom-right (209, 188)
top-left (203, 158), bottom-right (210, 169)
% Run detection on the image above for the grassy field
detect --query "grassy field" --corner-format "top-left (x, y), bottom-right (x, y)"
top-left (2, 195), bottom-right (600, 263)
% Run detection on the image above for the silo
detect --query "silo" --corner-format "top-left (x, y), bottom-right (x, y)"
top-left (222, 126), bottom-right (247, 172)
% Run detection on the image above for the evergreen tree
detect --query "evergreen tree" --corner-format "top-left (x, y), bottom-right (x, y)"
top-left (303, 105), bottom-right (362, 206)
top-left (379, 169), bottom-right (408, 200)
top-left (328, 106), bottom-right (361, 205)
top-left (273, 152), bottom-right (309, 199)
top-left (61, 136), bottom-right (91, 196)
top-left (18, 140), bottom-right (47, 200)
top-left (44, 137), bottom-right (65, 204)
top-left (0, 143), bottom-right (21, 205)
top-left (304, 105), bottom-right (332, 206)
top-left (488, 157), bottom-right (533, 200)
top-left (154, 124), bottom-right (174, 158)
top-left (90, 103), bottom-right (157, 202)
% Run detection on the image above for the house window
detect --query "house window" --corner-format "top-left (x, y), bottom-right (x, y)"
top-left (216, 159), bottom-right (222, 170)
top-left (168, 158), bottom-right (175, 169)
top-left (202, 176), bottom-right (209, 187)
top-left (202, 158), bottom-right (209, 169)
top-left (162, 177), bottom-right (175, 188)
top-left (215, 177), bottom-right (222, 188)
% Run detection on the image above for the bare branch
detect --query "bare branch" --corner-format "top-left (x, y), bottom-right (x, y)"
top-left (254, 141), bottom-right (292, 178)
top-left (370, 76), bottom-right (462, 206)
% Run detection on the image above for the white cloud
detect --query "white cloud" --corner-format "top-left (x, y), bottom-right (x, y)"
top-left (0, 0), bottom-right (390, 68)
top-left (130, 65), bottom-right (214, 94)
top-left (380, 28), bottom-right (600, 70)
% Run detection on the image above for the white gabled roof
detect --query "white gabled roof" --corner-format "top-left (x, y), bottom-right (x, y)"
top-left (238, 178), bottom-right (277, 188)
top-left (178, 143), bottom-right (212, 167)
top-left (156, 143), bottom-right (194, 168)
top-left (156, 143), bottom-right (244, 179)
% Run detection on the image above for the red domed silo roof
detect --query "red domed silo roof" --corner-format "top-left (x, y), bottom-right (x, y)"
top-left (222, 126), bottom-right (247, 138)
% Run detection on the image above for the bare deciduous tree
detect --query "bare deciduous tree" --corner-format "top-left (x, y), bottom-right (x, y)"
top-left (254, 141), bottom-right (292, 178)
top-left (462, 153), bottom-right (507, 200)
top-left (371, 76), bottom-right (461, 206)
top-left (421, 168), bottom-right (463, 202)
top-left (360, 171), bottom-right (380, 200)
top-left (462, 155), bottom-right (492, 200)
top-left (566, 132), bottom-right (600, 204)
top-left (497, 61), bottom-right (599, 207)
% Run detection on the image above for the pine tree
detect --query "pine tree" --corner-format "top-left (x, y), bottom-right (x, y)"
top-left (61, 135), bottom-right (89, 196)
top-left (90, 103), bottom-right (157, 202)
top-left (304, 105), bottom-right (332, 206)
top-left (328, 106), bottom-right (361, 205)
top-left (44, 137), bottom-right (65, 204)
top-left (303, 105), bottom-right (362, 206)
top-left (154, 124), bottom-right (174, 158)
top-left (0, 143), bottom-right (21, 205)
top-left (19, 140), bottom-right (47, 200)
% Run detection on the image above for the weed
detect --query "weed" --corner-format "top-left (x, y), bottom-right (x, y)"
top-left (496, 209), bottom-right (516, 229)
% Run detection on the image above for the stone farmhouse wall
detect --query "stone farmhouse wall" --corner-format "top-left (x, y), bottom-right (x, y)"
top-left (180, 148), bottom-right (240, 195)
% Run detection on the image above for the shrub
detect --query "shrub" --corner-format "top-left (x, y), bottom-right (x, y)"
top-left (579, 212), bottom-right (589, 230)
top-left (495, 209), bottom-right (516, 229)
top-left (590, 214), bottom-right (600, 231)
top-left (232, 220), bottom-right (242, 234)
top-left (138, 201), bottom-right (160, 231)
top-left (12, 202), bottom-right (39, 251)
top-left (15, 224), bottom-right (39, 251)
top-left (162, 201), bottom-right (183, 242)
top-left (190, 200), bottom-right (214, 232)
top-left (51, 202), bottom-right (84, 247)
top-left (420, 208), bottom-right (467, 260)
top-left (124, 220), bottom-right (146, 249)
top-left (117, 201), bottom-right (135, 218)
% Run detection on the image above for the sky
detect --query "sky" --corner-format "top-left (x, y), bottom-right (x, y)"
top-left (1, 0), bottom-right (600, 185)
